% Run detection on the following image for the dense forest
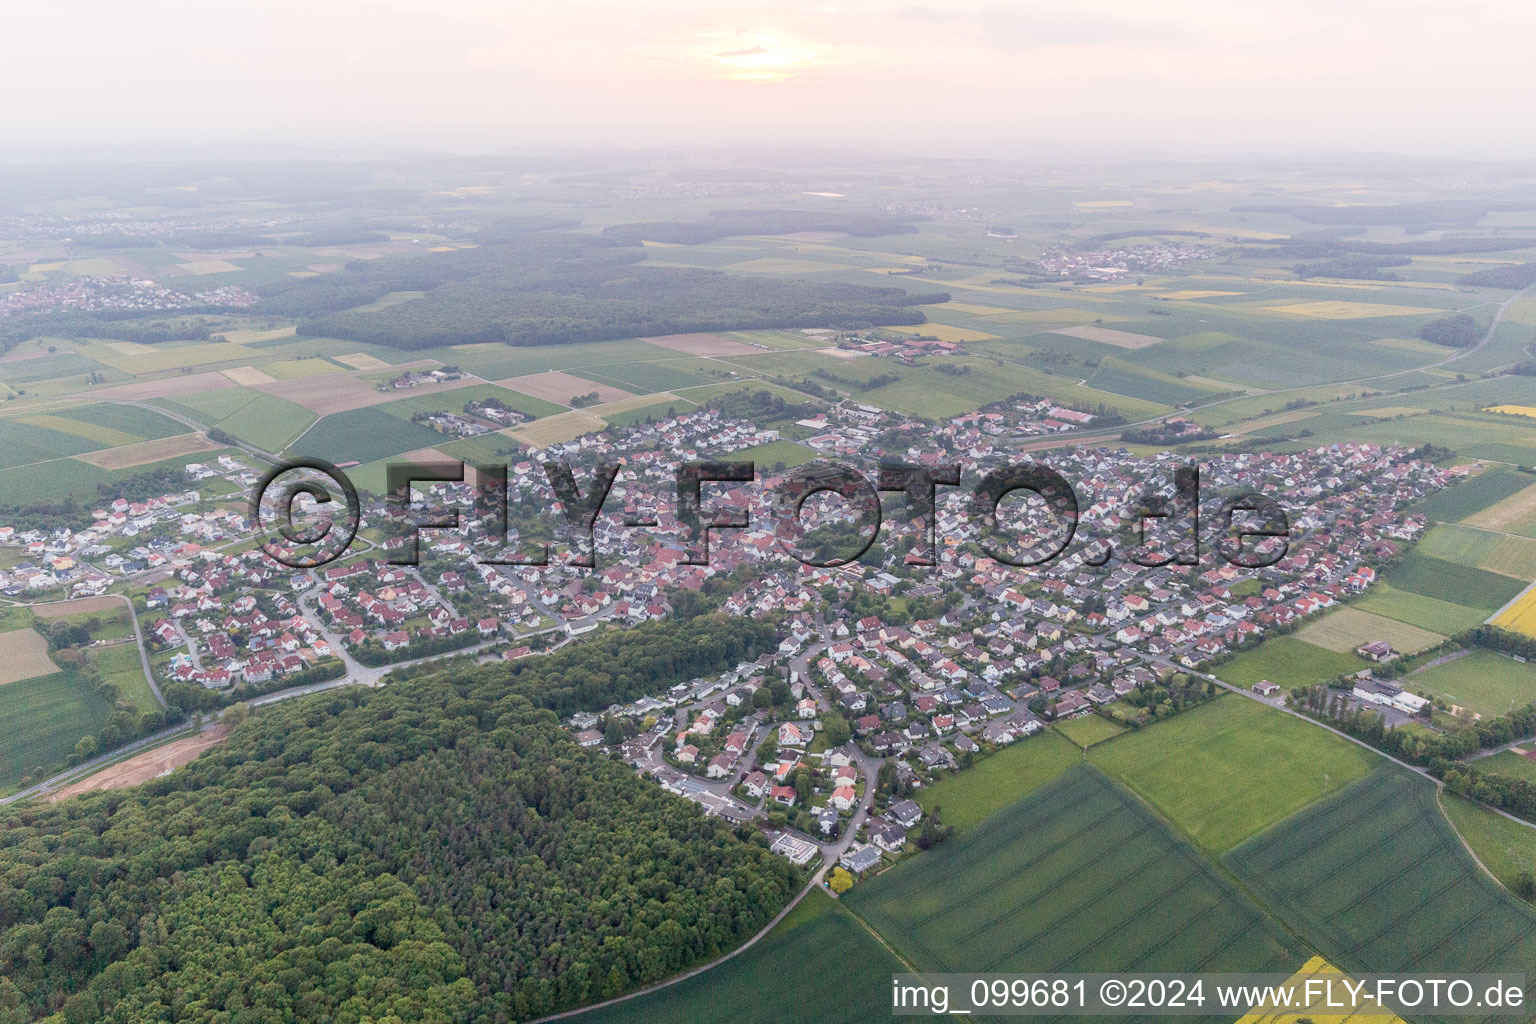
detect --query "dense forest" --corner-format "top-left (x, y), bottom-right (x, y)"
top-left (1458, 262), bottom-right (1536, 289)
top-left (260, 232), bottom-right (944, 349)
top-left (600, 208), bottom-right (920, 245)
top-left (0, 614), bottom-right (796, 1023)
top-left (1419, 313), bottom-right (1483, 348)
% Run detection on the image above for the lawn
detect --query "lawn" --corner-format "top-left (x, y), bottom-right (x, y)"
top-left (0, 669), bottom-right (117, 791)
top-left (569, 890), bottom-right (906, 1024)
top-left (724, 440), bottom-right (819, 469)
top-left (847, 765), bottom-right (1301, 977)
top-left (1229, 769), bottom-right (1536, 995)
top-left (913, 729), bottom-right (1079, 832)
top-left (1217, 635), bottom-right (1371, 689)
top-left (1053, 713), bottom-right (1126, 748)
top-left (89, 642), bottom-right (159, 713)
top-left (1476, 750), bottom-right (1536, 784)
top-left (1441, 793), bottom-right (1536, 894)
top-left (1409, 651), bottom-right (1536, 718)
top-left (1089, 695), bottom-right (1375, 852)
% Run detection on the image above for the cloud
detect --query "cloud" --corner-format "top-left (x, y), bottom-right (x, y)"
top-left (896, 3), bottom-right (1194, 50)
top-left (715, 45), bottom-right (768, 57)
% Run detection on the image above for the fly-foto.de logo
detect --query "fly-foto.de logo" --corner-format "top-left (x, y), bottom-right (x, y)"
top-left (250, 457), bottom-right (1290, 572)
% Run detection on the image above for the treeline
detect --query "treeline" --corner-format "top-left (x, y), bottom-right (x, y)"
top-left (1458, 262), bottom-right (1536, 289)
top-left (270, 237), bottom-right (939, 348)
top-left (1420, 313), bottom-right (1483, 348)
top-left (0, 613), bottom-right (799, 1023)
top-left (699, 387), bottom-right (821, 425)
top-left (600, 209), bottom-right (920, 245)
top-left (0, 464), bottom-right (192, 532)
top-left (0, 311), bottom-right (216, 352)
top-left (1232, 200), bottom-right (1536, 227)
top-left (497, 613), bottom-right (778, 714)
top-left (1293, 254), bottom-right (1410, 280)
top-left (1243, 235), bottom-right (1536, 257)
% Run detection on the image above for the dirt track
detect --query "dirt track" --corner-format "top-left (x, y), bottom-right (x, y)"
top-left (49, 725), bottom-right (231, 801)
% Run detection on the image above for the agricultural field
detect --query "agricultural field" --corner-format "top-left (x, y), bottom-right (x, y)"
top-left (1217, 635), bottom-right (1372, 690)
top-left (0, 627), bottom-right (60, 684)
top-left (1408, 651), bottom-right (1536, 718)
top-left (913, 729), bottom-right (1079, 832)
top-left (1388, 549), bottom-right (1529, 614)
top-left (0, 403), bottom-right (187, 468)
top-left (0, 669), bottom-right (116, 792)
top-left (571, 891), bottom-right (906, 1024)
top-left (1293, 606), bottom-right (1446, 656)
top-left (508, 410), bottom-right (607, 447)
top-left (1492, 587), bottom-right (1536, 640)
top-left (288, 406), bottom-right (451, 465)
top-left (847, 765), bottom-right (1302, 978)
top-left (601, 398), bottom-right (698, 427)
top-left (1353, 584), bottom-right (1492, 635)
top-left (1463, 481), bottom-right (1536, 539)
top-left (375, 382), bottom-right (564, 422)
top-left (1052, 713), bottom-right (1126, 748)
top-left (1415, 524), bottom-right (1536, 582)
top-left (1089, 696), bottom-right (1375, 853)
top-left (1229, 768), bottom-right (1536, 1009)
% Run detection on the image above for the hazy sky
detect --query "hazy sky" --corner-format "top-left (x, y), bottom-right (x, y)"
top-left (5, 0), bottom-right (1533, 157)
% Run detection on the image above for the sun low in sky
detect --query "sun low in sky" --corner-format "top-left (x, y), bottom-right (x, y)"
top-left (4, 0), bottom-right (1535, 157)
top-left (707, 33), bottom-right (822, 82)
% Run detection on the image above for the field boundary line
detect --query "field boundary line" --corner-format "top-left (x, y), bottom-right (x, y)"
top-left (1435, 788), bottom-right (1507, 891)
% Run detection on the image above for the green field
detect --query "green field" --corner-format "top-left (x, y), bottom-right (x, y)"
top-left (1354, 583), bottom-right (1496, 634)
top-left (913, 730), bottom-right (1079, 832)
top-left (1377, 551), bottom-right (1526, 611)
top-left (602, 398), bottom-right (697, 427)
top-left (89, 642), bottom-right (159, 713)
top-left (375, 382), bottom-right (564, 422)
top-left (1476, 749), bottom-right (1536, 784)
top-left (1414, 467), bottom-right (1535, 523)
top-left (0, 670), bottom-right (117, 791)
top-left (1053, 713), bottom-right (1126, 748)
top-left (570, 890), bottom-right (906, 1024)
top-left (1417, 524), bottom-right (1536, 582)
top-left (214, 391), bottom-right (317, 451)
top-left (1442, 794), bottom-right (1536, 895)
top-left (1217, 636), bottom-right (1371, 690)
top-left (1090, 696), bottom-right (1375, 852)
top-left (847, 765), bottom-right (1302, 978)
top-left (725, 440), bottom-right (819, 469)
top-left (1230, 768), bottom-right (1536, 1010)
top-left (0, 415), bottom-right (106, 468)
top-left (1408, 651), bottom-right (1536, 717)
top-left (288, 407), bottom-right (451, 463)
